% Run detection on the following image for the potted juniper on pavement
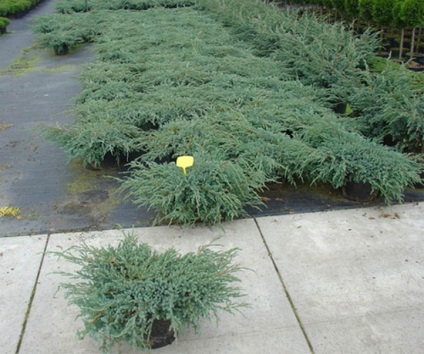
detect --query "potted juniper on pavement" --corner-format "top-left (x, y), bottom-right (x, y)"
top-left (55, 235), bottom-right (246, 353)
top-left (0, 17), bottom-right (10, 35)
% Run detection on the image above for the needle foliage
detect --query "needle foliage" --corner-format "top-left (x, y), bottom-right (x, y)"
top-left (0, 17), bottom-right (10, 31)
top-left (55, 0), bottom-right (194, 13)
top-left (35, 1), bottom-right (423, 224)
top-left (56, 236), bottom-right (246, 353)
top-left (195, 0), bottom-right (378, 101)
top-left (122, 153), bottom-right (269, 225)
top-left (0, 0), bottom-right (42, 16)
top-left (194, 0), bottom-right (424, 153)
top-left (348, 63), bottom-right (424, 153)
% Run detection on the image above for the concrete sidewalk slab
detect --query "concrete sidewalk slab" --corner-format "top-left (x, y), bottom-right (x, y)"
top-left (19, 220), bottom-right (311, 353)
top-left (256, 202), bottom-right (424, 354)
top-left (0, 235), bottom-right (47, 354)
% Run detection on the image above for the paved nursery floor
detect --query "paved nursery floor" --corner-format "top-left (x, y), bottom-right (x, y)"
top-left (1, 203), bottom-right (424, 353)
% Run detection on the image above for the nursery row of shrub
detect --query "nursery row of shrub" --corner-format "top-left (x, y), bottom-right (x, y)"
top-left (196, 0), bottom-right (377, 98)
top-left (0, 0), bottom-right (44, 17)
top-left (54, 0), bottom-right (194, 14)
top-left (285, 0), bottom-right (424, 29)
top-left (33, 11), bottom-right (110, 54)
top-left (37, 0), bottom-right (424, 154)
top-left (35, 4), bottom-right (422, 224)
top-left (195, 0), bottom-right (424, 153)
top-left (278, 1), bottom-right (424, 73)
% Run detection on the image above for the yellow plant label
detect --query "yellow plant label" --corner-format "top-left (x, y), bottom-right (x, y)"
top-left (176, 156), bottom-right (194, 175)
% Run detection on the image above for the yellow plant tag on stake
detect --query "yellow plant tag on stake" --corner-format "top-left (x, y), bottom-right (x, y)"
top-left (176, 156), bottom-right (194, 175)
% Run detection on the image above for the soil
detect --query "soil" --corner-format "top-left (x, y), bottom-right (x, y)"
top-left (149, 319), bottom-right (175, 349)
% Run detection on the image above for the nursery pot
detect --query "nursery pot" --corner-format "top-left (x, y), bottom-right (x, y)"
top-left (53, 44), bottom-right (69, 56)
top-left (342, 181), bottom-right (378, 202)
top-left (413, 172), bottom-right (424, 189)
top-left (332, 102), bottom-right (347, 114)
top-left (148, 319), bottom-right (175, 349)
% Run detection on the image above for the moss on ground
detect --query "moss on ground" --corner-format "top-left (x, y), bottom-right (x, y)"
top-left (0, 123), bottom-right (13, 131)
top-left (0, 46), bottom-right (40, 76)
top-left (0, 43), bottom-right (78, 76)
top-left (66, 162), bottom-right (121, 222)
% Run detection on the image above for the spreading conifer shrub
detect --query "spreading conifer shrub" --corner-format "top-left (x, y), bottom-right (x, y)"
top-left (37, 8), bottom-right (292, 167)
top-left (56, 236), bottom-right (245, 352)
top-left (0, 17), bottom-right (9, 34)
top-left (43, 118), bottom-right (143, 167)
top-left (0, 0), bottom-right (42, 17)
top-left (54, 0), bottom-right (194, 13)
top-left (35, 3), bottom-right (423, 224)
top-left (194, 0), bottom-right (423, 154)
top-left (347, 64), bottom-right (424, 153)
top-left (122, 153), bottom-right (268, 225)
top-left (33, 11), bottom-right (110, 54)
top-left (298, 127), bottom-right (422, 200)
top-left (194, 0), bottom-right (378, 101)
top-left (134, 109), bottom-right (421, 206)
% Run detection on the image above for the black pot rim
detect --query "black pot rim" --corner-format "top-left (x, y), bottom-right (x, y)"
top-left (342, 181), bottom-right (379, 202)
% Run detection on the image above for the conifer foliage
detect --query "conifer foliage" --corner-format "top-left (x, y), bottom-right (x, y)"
top-left (56, 236), bottom-right (245, 352)
top-left (0, 0), bottom-right (43, 17)
top-left (282, 0), bottom-right (424, 60)
top-left (34, 0), bottom-right (423, 224)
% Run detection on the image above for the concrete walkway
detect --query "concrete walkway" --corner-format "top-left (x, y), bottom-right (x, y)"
top-left (1, 202), bottom-right (423, 354)
top-left (2, 0), bottom-right (424, 239)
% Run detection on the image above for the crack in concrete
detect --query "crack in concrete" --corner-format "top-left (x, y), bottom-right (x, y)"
top-left (253, 217), bottom-right (315, 354)
top-left (15, 233), bottom-right (51, 354)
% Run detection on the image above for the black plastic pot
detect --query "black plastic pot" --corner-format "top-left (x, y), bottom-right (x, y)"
top-left (342, 181), bottom-right (378, 202)
top-left (148, 319), bottom-right (175, 349)
top-left (332, 102), bottom-right (347, 114)
top-left (53, 44), bottom-right (69, 56)
top-left (413, 172), bottom-right (424, 189)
